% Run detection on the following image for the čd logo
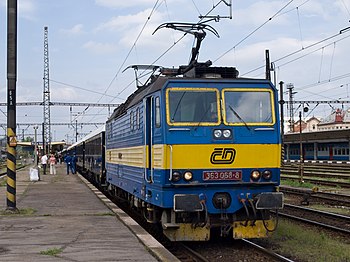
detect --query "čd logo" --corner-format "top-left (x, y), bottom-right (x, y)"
top-left (210, 148), bottom-right (236, 164)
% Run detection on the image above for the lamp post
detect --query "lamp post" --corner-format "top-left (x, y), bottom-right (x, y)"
top-left (299, 111), bottom-right (304, 183)
top-left (33, 125), bottom-right (38, 167)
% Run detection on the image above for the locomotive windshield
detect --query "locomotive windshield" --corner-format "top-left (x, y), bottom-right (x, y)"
top-left (167, 88), bottom-right (220, 125)
top-left (223, 89), bottom-right (274, 125)
top-left (166, 87), bottom-right (275, 126)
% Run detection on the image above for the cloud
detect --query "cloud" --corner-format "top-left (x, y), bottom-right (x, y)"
top-left (94, 7), bottom-right (191, 52)
top-left (233, 1), bottom-right (291, 27)
top-left (82, 41), bottom-right (118, 54)
top-left (94, 8), bottom-right (183, 51)
top-left (60, 24), bottom-right (84, 36)
top-left (217, 37), bottom-right (332, 81)
top-left (95, 8), bottom-right (165, 32)
top-left (95, 0), bottom-right (157, 8)
top-left (18, 0), bottom-right (36, 21)
top-left (51, 86), bottom-right (79, 101)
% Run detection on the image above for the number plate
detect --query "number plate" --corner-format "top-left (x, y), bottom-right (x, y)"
top-left (203, 170), bottom-right (242, 181)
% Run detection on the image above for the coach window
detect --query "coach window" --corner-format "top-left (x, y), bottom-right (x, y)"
top-left (110, 122), bottom-right (113, 139)
top-left (133, 109), bottom-right (137, 129)
top-left (136, 108), bottom-right (140, 130)
top-left (130, 111), bottom-right (134, 130)
top-left (155, 97), bottom-right (161, 128)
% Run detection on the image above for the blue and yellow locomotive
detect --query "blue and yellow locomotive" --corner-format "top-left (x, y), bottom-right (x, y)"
top-left (105, 23), bottom-right (283, 240)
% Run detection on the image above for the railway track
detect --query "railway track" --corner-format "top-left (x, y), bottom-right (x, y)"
top-left (282, 160), bottom-right (350, 173)
top-left (280, 186), bottom-right (350, 206)
top-left (183, 239), bottom-right (294, 262)
top-left (281, 175), bottom-right (350, 188)
top-left (279, 204), bottom-right (350, 235)
top-left (281, 169), bottom-right (350, 180)
top-left (281, 162), bottom-right (350, 188)
top-left (242, 239), bottom-right (294, 262)
top-left (169, 243), bottom-right (210, 262)
top-left (283, 161), bottom-right (350, 171)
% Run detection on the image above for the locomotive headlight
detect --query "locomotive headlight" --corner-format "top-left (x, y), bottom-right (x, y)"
top-left (223, 129), bottom-right (231, 138)
top-left (262, 170), bottom-right (272, 180)
top-left (250, 170), bottom-right (261, 181)
top-left (213, 129), bottom-right (222, 138)
top-left (183, 171), bottom-right (193, 181)
top-left (172, 171), bottom-right (182, 182)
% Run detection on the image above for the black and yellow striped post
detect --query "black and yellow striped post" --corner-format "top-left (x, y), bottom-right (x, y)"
top-left (7, 128), bottom-right (17, 211)
top-left (6, 0), bottom-right (18, 212)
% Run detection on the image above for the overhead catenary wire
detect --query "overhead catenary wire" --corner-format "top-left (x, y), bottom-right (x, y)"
top-left (214, 0), bottom-right (295, 63)
top-left (341, 0), bottom-right (350, 18)
top-left (96, 0), bottom-right (162, 104)
top-left (49, 79), bottom-right (124, 100)
top-left (276, 0), bottom-right (311, 17)
top-left (318, 47), bottom-right (325, 83)
top-left (329, 42), bottom-right (336, 80)
top-left (296, 6), bottom-right (304, 49)
top-left (76, 0), bottom-right (164, 125)
top-left (242, 30), bottom-right (350, 77)
top-left (276, 34), bottom-right (350, 69)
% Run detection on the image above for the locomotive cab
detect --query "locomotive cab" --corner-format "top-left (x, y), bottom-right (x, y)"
top-left (151, 69), bottom-right (284, 240)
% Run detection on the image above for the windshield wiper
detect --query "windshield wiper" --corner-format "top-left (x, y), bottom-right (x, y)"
top-left (228, 105), bottom-right (251, 131)
top-left (194, 104), bottom-right (215, 130)
top-left (171, 92), bottom-right (186, 122)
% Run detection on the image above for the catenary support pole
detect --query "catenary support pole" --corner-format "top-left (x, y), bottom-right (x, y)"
top-left (279, 81), bottom-right (285, 164)
top-left (6, 0), bottom-right (18, 212)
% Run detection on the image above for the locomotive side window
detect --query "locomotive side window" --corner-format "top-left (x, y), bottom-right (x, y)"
top-left (155, 96), bottom-right (161, 128)
top-left (223, 89), bottom-right (274, 125)
top-left (166, 88), bottom-right (220, 125)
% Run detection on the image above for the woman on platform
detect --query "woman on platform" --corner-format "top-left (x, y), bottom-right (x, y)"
top-left (49, 154), bottom-right (57, 175)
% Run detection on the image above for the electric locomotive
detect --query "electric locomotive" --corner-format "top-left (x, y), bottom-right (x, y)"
top-left (105, 23), bottom-right (283, 241)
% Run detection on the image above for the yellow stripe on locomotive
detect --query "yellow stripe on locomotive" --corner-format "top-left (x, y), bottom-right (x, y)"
top-left (106, 143), bottom-right (281, 169)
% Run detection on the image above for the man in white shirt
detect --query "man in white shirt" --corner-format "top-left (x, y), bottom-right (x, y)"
top-left (41, 154), bottom-right (48, 175)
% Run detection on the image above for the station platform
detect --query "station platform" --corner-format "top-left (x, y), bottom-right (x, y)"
top-left (0, 164), bottom-right (178, 262)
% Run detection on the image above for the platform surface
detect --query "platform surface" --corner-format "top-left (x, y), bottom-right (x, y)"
top-left (0, 164), bottom-right (178, 261)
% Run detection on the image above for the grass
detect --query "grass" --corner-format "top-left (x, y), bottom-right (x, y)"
top-left (309, 204), bottom-right (350, 216)
top-left (0, 207), bottom-right (36, 216)
top-left (281, 179), bottom-right (315, 189)
top-left (263, 219), bottom-right (350, 261)
top-left (40, 247), bottom-right (63, 257)
top-left (0, 179), bottom-right (6, 187)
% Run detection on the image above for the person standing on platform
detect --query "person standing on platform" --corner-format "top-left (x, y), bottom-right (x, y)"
top-left (64, 153), bottom-right (73, 175)
top-left (41, 153), bottom-right (48, 176)
top-left (72, 153), bottom-right (77, 174)
top-left (49, 154), bottom-right (57, 175)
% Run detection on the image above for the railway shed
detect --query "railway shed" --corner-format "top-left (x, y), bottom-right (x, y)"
top-left (284, 129), bottom-right (350, 162)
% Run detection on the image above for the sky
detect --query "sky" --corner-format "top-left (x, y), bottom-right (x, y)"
top-left (1, 0), bottom-right (350, 143)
